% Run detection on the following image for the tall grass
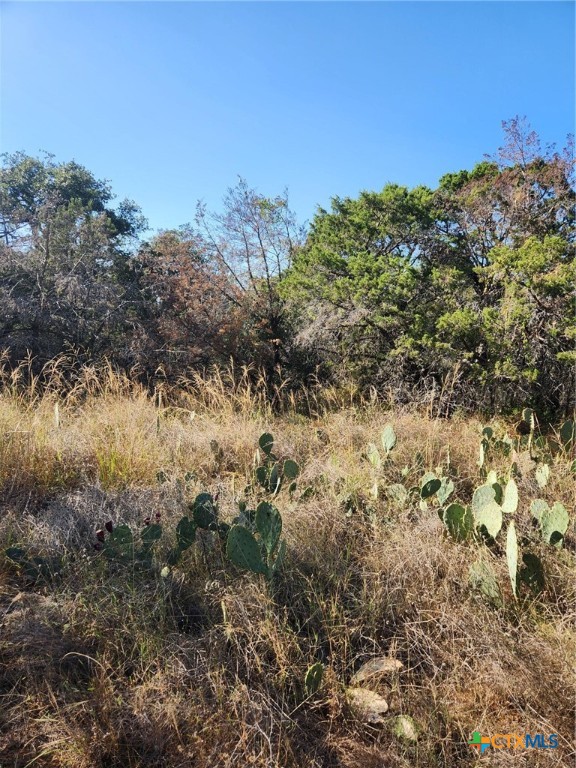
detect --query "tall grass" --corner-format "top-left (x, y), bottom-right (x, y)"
top-left (0, 356), bottom-right (574, 767)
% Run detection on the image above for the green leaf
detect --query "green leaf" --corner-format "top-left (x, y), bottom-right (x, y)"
top-left (501, 478), bottom-right (518, 514)
top-left (226, 525), bottom-right (268, 576)
top-left (506, 521), bottom-right (518, 597)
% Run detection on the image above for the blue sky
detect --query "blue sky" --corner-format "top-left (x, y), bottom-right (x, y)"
top-left (1, 2), bottom-right (574, 234)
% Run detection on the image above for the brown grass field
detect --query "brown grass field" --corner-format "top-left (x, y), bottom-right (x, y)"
top-left (0, 362), bottom-right (574, 767)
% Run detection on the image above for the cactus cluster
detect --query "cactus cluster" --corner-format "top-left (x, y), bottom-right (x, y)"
top-left (254, 432), bottom-right (300, 496)
top-left (5, 547), bottom-right (59, 584)
top-left (168, 492), bottom-right (230, 565)
top-left (227, 501), bottom-right (286, 580)
top-left (95, 514), bottom-right (163, 565)
top-left (531, 499), bottom-right (569, 547)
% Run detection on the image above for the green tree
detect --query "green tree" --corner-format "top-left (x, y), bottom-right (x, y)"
top-left (0, 152), bottom-right (149, 365)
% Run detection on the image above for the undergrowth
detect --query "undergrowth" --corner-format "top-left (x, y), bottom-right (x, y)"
top-left (0, 362), bottom-right (574, 767)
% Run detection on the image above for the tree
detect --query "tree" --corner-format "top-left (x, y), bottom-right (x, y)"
top-left (138, 228), bottom-right (247, 373)
top-left (193, 178), bottom-right (306, 375)
top-left (281, 184), bottom-right (437, 388)
top-left (282, 119), bottom-right (575, 415)
top-left (0, 152), bottom-right (149, 366)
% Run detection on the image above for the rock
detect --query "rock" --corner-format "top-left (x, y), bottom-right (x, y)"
top-left (350, 656), bottom-right (403, 685)
top-left (347, 687), bottom-right (389, 723)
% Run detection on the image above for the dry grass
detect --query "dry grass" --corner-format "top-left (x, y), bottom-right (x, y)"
top-left (0, 361), bottom-right (574, 767)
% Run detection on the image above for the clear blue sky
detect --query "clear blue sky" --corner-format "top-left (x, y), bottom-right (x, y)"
top-left (1, 1), bottom-right (574, 234)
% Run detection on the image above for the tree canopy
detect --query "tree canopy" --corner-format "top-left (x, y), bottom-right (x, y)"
top-left (1, 120), bottom-right (573, 416)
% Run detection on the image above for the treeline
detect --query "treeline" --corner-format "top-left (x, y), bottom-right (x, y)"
top-left (1, 118), bottom-right (574, 415)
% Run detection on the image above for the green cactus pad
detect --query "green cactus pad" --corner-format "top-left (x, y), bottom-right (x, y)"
top-left (176, 516), bottom-right (197, 550)
top-left (560, 419), bottom-right (575, 448)
top-left (269, 463), bottom-right (282, 494)
top-left (530, 498), bottom-right (548, 523)
top-left (443, 503), bottom-right (473, 541)
top-left (436, 478), bottom-right (454, 505)
top-left (387, 483), bottom-right (408, 506)
top-left (421, 477), bottom-right (441, 499)
top-left (255, 502), bottom-right (282, 555)
top-left (519, 553), bottom-right (545, 593)
top-left (256, 465), bottom-right (269, 489)
top-left (304, 662), bottom-right (324, 695)
top-left (522, 408), bottom-right (535, 430)
top-left (469, 559), bottom-right (502, 606)
top-left (478, 439), bottom-right (487, 467)
top-left (381, 424), bottom-right (397, 453)
top-left (283, 459), bottom-right (300, 480)
top-left (104, 524), bottom-right (134, 561)
top-left (541, 502), bottom-right (569, 547)
top-left (474, 500), bottom-right (503, 539)
top-left (272, 539), bottom-right (286, 574)
top-left (259, 432), bottom-right (274, 456)
top-left (141, 523), bottom-right (162, 546)
top-left (191, 493), bottom-right (217, 529)
top-left (367, 443), bottom-right (382, 469)
top-left (535, 464), bottom-right (550, 489)
top-left (226, 525), bottom-right (269, 576)
top-left (501, 478), bottom-right (518, 514)
top-left (471, 483), bottom-right (496, 514)
top-left (506, 521), bottom-right (518, 597)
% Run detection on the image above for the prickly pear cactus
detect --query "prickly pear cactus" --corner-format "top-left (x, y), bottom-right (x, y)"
top-left (442, 503), bottom-right (473, 541)
top-left (103, 524), bottom-right (134, 562)
top-left (501, 478), bottom-right (518, 514)
top-left (304, 662), bottom-right (324, 695)
top-left (255, 502), bottom-right (282, 556)
top-left (506, 521), bottom-right (518, 597)
top-left (471, 484), bottom-right (503, 539)
top-left (381, 424), bottom-right (397, 454)
top-left (226, 524), bottom-right (269, 576)
top-left (191, 493), bottom-right (217, 529)
top-left (541, 502), bottom-right (569, 547)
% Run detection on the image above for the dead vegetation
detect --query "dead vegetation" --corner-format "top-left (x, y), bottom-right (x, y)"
top-left (0, 362), bottom-right (574, 767)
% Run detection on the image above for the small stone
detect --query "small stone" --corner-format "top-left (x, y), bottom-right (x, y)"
top-left (351, 657), bottom-right (403, 685)
top-left (347, 687), bottom-right (389, 723)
